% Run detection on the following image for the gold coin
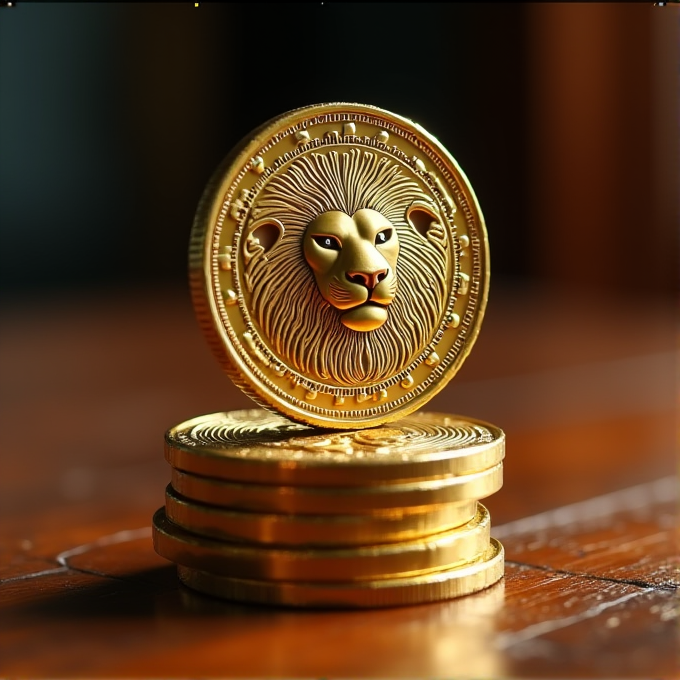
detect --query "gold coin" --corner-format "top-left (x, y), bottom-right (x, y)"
top-left (176, 538), bottom-right (504, 608)
top-left (165, 485), bottom-right (478, 547)
top-left (152, 505), bottom-right (491, 582)
top-left (190, 103), bottom-right (489, 429)
top-left (171, 463), bottom-right (502, 515)
top-left (165, 409), bottom-right (505, 487)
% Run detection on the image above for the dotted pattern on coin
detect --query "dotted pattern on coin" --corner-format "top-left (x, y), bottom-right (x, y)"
top-left (190, 103), bottom-right (489, 428)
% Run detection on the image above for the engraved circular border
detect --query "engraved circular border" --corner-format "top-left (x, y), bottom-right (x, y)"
top-left (190, 103), bottom-right (489, 428)
top-left (231, 136), bottom-right (459, 400)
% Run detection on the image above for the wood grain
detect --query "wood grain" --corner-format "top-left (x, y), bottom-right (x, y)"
top-left (1, 289), bottom-right (677, 677)
top-left (1, 479), bottom-right (676, 678)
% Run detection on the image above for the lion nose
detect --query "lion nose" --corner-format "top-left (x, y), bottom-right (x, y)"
top-left (346, 269), bottom-right (388, 289)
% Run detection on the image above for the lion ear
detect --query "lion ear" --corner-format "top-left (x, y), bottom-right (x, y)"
top-left (243, 218), bottom-right (285, 263)
top-left (406, 201), bottom-right (446, 247)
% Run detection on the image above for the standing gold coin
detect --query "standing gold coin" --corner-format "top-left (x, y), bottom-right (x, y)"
top-left (165, 485), bottom-right (478, 547)
top-left (152, 505), bottom-right (491, 582)
top-left (190, 103), bottom-right (489, 428)
top-left (165, 409), bottom-right (504, 487)
top-left (170, 463), bottom-right (502, 515)
top-left (176, 538), bottom-right (504, 608)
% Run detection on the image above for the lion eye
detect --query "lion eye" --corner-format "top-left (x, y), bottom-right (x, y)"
top-left (313, 235), bottom-right (342, 251)
top-left (375, 229), bottom-right (393, 245)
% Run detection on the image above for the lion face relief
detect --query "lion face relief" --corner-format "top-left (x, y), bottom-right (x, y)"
top-left (243, 148), bottom-right (449, 388)
top-left (303, 208), bottom-right (400, 332)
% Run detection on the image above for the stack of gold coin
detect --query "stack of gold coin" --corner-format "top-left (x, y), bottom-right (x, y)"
top-left (153, 102), bottom-right (505, 607)
top-left (152, 409), bottom-right (504, 608)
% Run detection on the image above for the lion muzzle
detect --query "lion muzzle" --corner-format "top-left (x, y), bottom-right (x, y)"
top-left (340, 268), bottom-right (395, 331)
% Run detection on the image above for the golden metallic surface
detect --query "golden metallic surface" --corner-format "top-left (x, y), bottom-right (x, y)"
top-left (176, 538), bottom-right (504, 609)
top-left (190, 103), bottom-right (489, 428)
top-left (171, 463), bottom-right (503, 515)
top-left (164, 485), bottom-right (478, 547)
top-left (165, 409), bottom-right (504, 486)
top-left (152, 505), bottom-right (491, 582)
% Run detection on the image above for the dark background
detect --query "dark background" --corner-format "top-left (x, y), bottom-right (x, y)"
top-left (2, 2), bottom-right (676, 302)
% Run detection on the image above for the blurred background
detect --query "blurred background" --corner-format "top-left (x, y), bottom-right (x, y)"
top-left (1, 2), bottom-right (677, 297)
top-left (0, 3), bottom-right (677, 526)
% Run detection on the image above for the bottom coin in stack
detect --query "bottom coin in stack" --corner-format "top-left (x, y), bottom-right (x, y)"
top-left (176, 538), bottom-right (504, 608)
top-left (152, 504), bottom-right (491, 582)
top-left (165, 485), bottom-right (479, 547)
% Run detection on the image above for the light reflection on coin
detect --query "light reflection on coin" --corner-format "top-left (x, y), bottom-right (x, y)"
top-left (170, 464), bottom-right (503, 515)
top-left (153, 505), bottom-right (491, 582)
top-left (153, 102), bottom-right (505, 611)
top-left (164, 484), bottom-right (478, 547)
top-left (190, 103), bottom-right (489, 428)
top-left (165, 409), bottom-right (504, 486)
top-left (176, 539), bottom-right (504, 608)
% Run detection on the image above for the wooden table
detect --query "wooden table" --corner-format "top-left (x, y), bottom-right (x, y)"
top-left (1, 286), bottom-right (677, 677)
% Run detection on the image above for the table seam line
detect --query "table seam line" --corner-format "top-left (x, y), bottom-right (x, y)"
top-left (506, 559), bottom-right (678, 592)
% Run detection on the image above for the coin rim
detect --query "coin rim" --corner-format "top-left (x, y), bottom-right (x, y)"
top-left (164, 484), bottom-right (479, 547)
top-left (170, 462), bottom-right (503, 515)
top-left (189, 102), bottom-right (490, 428)
top-left (153, 505), bottom-right (491, 581)
top-left (175, 538), bottom-right (504, 608)
top-left (165, 410), bottom-right (505, 486)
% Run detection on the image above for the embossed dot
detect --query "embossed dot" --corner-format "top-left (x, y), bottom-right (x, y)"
top-left (447, 313), bottom-right (461, 329)
top-left (293, 130), bottom-right (311, 145)
top-left (401, 375), bottom-right (414, 389)
top-left (425, 351), bottom-right (441, 367)
top-left (250, 156), bottom-right (265, 174)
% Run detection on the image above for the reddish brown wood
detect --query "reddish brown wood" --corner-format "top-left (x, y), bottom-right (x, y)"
top-left (1, 486), bottom-right (676, 678)
top-left (1, 290), bottom-right (677, 677)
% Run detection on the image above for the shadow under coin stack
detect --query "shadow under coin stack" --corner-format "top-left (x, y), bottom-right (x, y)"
top-left (152, 102), bottom-right (505, 607)
top-left (153, 410), bottom-right (504, 607)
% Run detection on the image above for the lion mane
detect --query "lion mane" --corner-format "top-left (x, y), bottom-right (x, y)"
top-left (246, 148), bottom-right (448, 387)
